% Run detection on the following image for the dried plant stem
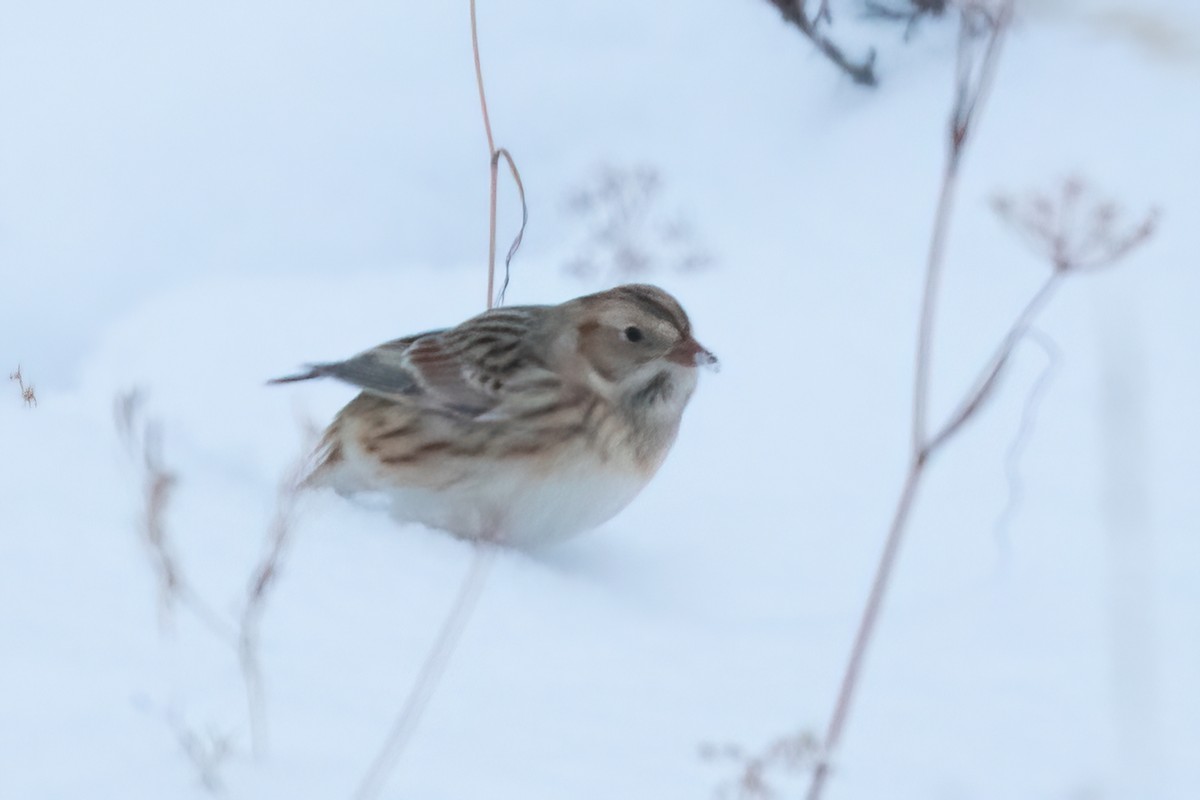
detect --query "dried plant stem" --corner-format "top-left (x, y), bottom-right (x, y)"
top-left (766, 0), bottom-right (878, 86)
top-left (800, 3), bottom-right (1165, 796)
top-left (807, 280), bottom-right (1057, 800)
top-left (353, 546), bottom-right (497, 800)
top-left (808, 457), bottom-right (924, 798)
top-left (239, 450), bottom-right (309, 759)
top-left (993, 327), bottom-right (1060, 549)
top-left (911, 166), bottom-right (959, 451)
top-left (492, 149), bottom-right (527, 305)
top-left (470, 0), bottom-right (496, 158)
top-left (913, 0), bottom-right (1012, 450)
top-left (352, 3), bottom-right (521, 796)
top-left (807, 4), bottom-right (1015, 798)
top-left (115, 392), bottom-right (237, 647)
top-left (926, 273), bottom-right (1061, 452)
top-left (472, 0), bottom-right (527, 308)
top-left (176, 584), bottom-right (239, 647)
top-left (473, 0), bottom-right (499, 309)
top-left (9, 365), bottom-right (37, 407)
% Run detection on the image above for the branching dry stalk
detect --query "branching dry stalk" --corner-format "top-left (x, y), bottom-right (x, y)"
top-left (239, 438), bottom-right (315, 759)
top-left (353, 2), bottom-right (526, 797)
top-left (702, 731), bottom-right (821, 799)
top-left (117, 388), bottom-right (322, 767)
top-left (170, 714), bottom-right (235, 794)
top-left (864, 0), bottom-right (948, 40)
top-left (765, 0), bottom-right (878, 86)
top-left (563, 164), bottom-right (712, 279)
top-left (9, 365), bottom-right (37, 407)
top-left (991, 177), bottom-right (1159, 273)
top-left (803, 3), bottom-right (1158, 799)
top-left (114, 391), bottom-right (237, 644)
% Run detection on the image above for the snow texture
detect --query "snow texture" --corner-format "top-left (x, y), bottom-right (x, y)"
top-left (1, 1), bottom-right (1197, 798)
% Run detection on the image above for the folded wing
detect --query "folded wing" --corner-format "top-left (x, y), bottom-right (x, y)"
top-left (270, 310), bottom-right (564, 420)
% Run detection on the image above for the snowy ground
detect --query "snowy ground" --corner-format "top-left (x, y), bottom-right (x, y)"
top-left (2, 1), bottom-right (1198, 798)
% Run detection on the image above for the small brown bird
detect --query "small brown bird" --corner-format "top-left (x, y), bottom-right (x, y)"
top-left (272, 284), bottom-right (716, 547)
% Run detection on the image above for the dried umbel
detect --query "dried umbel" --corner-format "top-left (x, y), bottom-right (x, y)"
top-left (9, 365), bottom-right (36, 407)
top-left (563, 165), bottom-right (711, 280)
top-left (992, 177), bottom-right (1159, 273)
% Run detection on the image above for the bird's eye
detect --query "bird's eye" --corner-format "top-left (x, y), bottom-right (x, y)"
top-left (624, 326), bottom-right (644, 343)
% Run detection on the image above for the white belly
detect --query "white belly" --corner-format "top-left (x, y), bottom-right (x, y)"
top-left (393, 462), bottom-right (648, 547)
top-left (322, 444), bottom-right (652, 548)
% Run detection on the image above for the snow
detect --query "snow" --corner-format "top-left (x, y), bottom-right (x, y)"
top-left (2, 1), bottom-right (1198, 798)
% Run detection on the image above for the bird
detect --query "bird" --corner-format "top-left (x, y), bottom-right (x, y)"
top-left (271, 283), bottom-right (716, 548)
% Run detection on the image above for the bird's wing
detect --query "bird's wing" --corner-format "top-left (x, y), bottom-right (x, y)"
top-left (270, 309), bottom-right (564, 419)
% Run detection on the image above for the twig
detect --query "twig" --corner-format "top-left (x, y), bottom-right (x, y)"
top-left (472, 0), bottom-right (528, 307)
top-left (992, 327), bottom-right (1060, 551)
top-left (169, 713), bottom-right (235, 794)
top-left (114, 390), bottom-right (238, 646)
top-left (806, 453), bottom-right (925, 800)
top-left (992, 178), bottom-right (1159, 273)
top-left (492, 148), bottom-right (527, 305)
top-left (9, 365), bottom-right (37, 407)
top-left (764, 0), bottom-right (878, 86)
top-left (925, 271), bottom-right (1062, 453)
top-left (863, 0), bottom-right (948, 40)
top-left (806, 4), bottom-right (1006, 797)
top-left (353, 546), bottom-right (497, 800)
top-left (913, 0), bottom-right (1012, 450)
top-left (239, 444), bottom-right (312, 759)
top-left (701, 731), bottom-right (820, 799)
top-left (805, 3), bottom-right (1160, 796)
top-left (117, 389), bottom-right (323, 762)
top-left (351, 3), bottom-right (518, 795)
top-left (564, 164), bottom-right (710, 279)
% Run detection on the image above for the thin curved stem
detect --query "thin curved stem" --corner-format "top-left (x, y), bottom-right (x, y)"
top-left (351, 5), bottom-right (519, 795)
top-left (494, 148), bottom-right (527, 306)
top-left (470, 0), bottom-right (498, 310)
top-left (353, 546), bottom-right (497, 800)
top-left (471, 0), bottom-right (526, 309)
top-left (807, 5), bottom-right (1016, 799)
top-left (470, 0), bottom-right (495, 156)
top-left (806, 463), bottom-right (924, 800)
top-left (912, 158), bottom-right (960, 452)
top-left (926, 272), bottom-right (1062, 454)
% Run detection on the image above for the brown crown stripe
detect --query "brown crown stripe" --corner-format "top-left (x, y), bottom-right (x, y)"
top-left (615, 286), bottom-right (689, 334)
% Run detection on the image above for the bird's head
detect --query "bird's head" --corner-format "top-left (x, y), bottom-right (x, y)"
top-left (558, 284), bottom-right (717, 408)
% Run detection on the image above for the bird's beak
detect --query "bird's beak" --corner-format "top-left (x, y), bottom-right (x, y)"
top-left (667, 336), bottom-right (719, 370)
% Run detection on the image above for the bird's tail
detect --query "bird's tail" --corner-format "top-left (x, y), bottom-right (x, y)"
top-left (267, 366), bottom-right (325, 385)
